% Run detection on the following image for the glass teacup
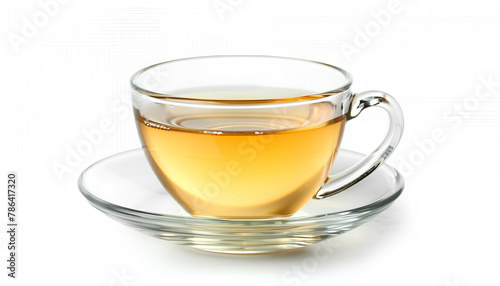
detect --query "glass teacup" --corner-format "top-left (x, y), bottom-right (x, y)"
top-left (131, 56), bottom-right (403, 219)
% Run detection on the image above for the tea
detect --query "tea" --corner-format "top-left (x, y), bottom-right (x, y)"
top-left (135, 86), bottom-right (345, 218)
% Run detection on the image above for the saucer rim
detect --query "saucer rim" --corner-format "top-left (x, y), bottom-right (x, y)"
top-left (78, 148), bottom-right (404, 224)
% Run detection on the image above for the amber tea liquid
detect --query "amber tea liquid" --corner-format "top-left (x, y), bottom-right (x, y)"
top-left (135, 86), bottom-right (346, 218)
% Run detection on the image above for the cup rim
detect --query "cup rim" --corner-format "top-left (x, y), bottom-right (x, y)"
top-left (130, 55), bottom-right (353, 104)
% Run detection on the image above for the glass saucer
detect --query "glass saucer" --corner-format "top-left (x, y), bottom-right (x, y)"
top-left (78, 149), bottom-right (404, 254)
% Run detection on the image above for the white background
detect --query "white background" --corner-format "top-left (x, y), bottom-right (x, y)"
top-left (1, 0), bottom-right (500, 285)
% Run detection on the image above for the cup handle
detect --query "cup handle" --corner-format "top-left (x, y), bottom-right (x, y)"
top-left (315, 90), bottom-right (404, 199)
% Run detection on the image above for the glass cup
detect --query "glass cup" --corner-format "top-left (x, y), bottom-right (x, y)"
top-left (131, 55), bottom-right (404, 219)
